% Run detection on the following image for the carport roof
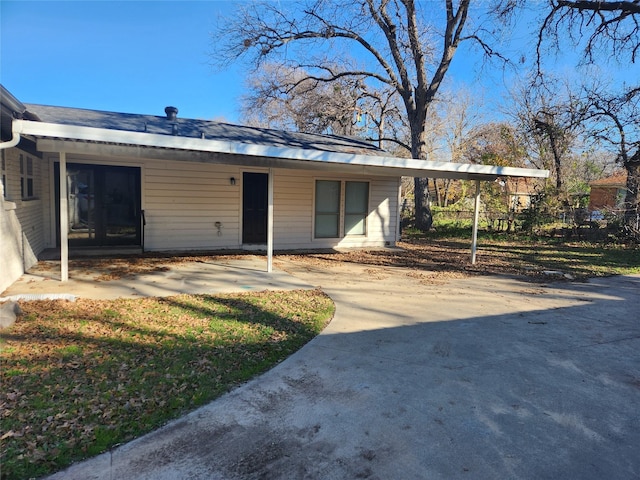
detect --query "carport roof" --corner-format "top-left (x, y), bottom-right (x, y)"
top-left (14, 103), bottom-right (549, 181)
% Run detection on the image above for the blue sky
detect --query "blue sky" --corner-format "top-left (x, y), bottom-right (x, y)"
top-left (1, 1), bottom-right (637, 126)
top-left (1, 1), bottom-right (244, 121)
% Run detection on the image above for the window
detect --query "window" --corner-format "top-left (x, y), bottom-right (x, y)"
top-left (345, 181), bottom-right (369, 235)
top-left (314, 180), bottom-right (369, 238)
top-left (315, 180), bottom-right (341, 238)
top-left (20, 154), bottom-right (35, 199)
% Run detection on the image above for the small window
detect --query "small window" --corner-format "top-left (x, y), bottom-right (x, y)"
top-left (20, 154), bottom-right (35, 200)
top-left (315, 180), bottom-right (341, 238)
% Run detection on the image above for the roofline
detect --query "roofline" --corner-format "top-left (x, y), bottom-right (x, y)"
top-left (14, 119), bottom-right (549, 180)
top-left (1, 85), bottom-right (26, 116)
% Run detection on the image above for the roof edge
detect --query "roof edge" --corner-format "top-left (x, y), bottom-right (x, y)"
top-left (0, 84), bottom-right (26, 117)
top-left (15, 119), bottom-right (550, 179)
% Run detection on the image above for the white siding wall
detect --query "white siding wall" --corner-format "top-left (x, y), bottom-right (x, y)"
top-left (273, 171), bottom-right (399, 249)
top-left (272, 170), bottom-right (313, 247)
top-left (144, 161), bottom-right (241, 250)
top-left (42, 154), bottom-right (400, 253)
top-left (1, 146), bottom-right (46, 292)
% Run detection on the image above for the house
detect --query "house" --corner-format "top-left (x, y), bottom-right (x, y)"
top-left (589, 172), bottom-right (627, 211)
top-left (1, 85), bottom-right (548, 290)
top-left (504, 177), bottom-right (538, 212)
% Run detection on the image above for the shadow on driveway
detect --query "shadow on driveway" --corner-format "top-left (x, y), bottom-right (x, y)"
top-left (45, 262), bottom-right (640, 480)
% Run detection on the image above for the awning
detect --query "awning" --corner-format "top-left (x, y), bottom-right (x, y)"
top-left (12, 118), bottom-right (549, 281)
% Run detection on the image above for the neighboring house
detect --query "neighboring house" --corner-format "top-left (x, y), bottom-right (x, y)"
top-left (589, 173), bottom-right (628, 212)
top-left (505, 177), bottom-right (538, 212)
top-left (1, 84), bottom-right (548, 289)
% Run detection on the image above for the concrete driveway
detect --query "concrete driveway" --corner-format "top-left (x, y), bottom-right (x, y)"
top-left (44, 259), bottom-right (640, 480)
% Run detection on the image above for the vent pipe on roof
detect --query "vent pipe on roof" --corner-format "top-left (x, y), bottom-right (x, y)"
top-left (164, 106), bottom-right (178, 121)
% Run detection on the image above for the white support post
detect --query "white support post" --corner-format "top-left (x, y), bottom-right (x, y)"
top-left (267, 168), bottom-right (274, 273)
top-left (471, 179), bottom-right (481, 264)
top-left (59, 152), bottom-right (69, 281)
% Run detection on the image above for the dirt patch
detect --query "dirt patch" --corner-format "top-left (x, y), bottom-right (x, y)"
top-left (24, 237), bottom-right (585, 286)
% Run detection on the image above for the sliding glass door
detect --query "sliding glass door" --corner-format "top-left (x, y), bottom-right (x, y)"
top-left (55, 163), bottom-right (141, 247)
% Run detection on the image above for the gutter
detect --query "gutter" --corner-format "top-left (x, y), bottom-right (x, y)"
top-left (0, 129), bottom-right (20, 150)
top-left (0, 84), bottom-right (26, 149)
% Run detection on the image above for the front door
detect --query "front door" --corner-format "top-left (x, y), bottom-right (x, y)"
top-left (55, 163), bottom-right (141, 247)
top-left (242, 172), bottom-right (268, 244)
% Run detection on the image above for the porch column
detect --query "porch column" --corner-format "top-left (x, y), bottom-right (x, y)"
top-left (267, 168), bottom-right (274, 273)
top-left (59, 152), bottom-right (69, 281)
top-left (471, 179), bottom-right (481, 265)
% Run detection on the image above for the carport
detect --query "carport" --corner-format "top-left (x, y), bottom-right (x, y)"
top-left (11, 116), bottom-right (548, 280)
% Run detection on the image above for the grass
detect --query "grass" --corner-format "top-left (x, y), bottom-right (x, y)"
top-left (0, 289), bottom-right (334, 480)
top-left (476, 239), bottom-right (640, 277)
top-left (304, 231), bottom-right (639, 280)
top-left (406, 229), bottom-right (640, 279)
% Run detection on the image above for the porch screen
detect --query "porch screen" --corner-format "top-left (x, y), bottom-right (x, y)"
top-left (315, 180), bottom-right (340, 238)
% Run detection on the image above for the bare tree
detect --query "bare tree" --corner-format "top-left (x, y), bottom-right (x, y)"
top-left (583, 86), bottom-right (640, 231)
top-left (462, 122), bottom-right (528, 168)
top-left (426, 87), bottom-right (484, 206)
top-left (538, 0), bottom-right (640, 67)
top-left (510, 78), bottom-right (588, 193)
top-left (459, 122), bottom-right (530, 229)
top-left (533, 1), bottom-right (640, 232)
top-left (212, 0), bottom-right (509, 231)
top-left (241, 62), bottom-right (409, 151)
top-left (241, 63), bottom-right (365, 135)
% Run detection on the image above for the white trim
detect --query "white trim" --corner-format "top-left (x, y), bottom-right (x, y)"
top-left (267, 168), bottom-right (274, 273)
top-left (471, 180), bottom-right (481, 265)
top-left (59, 152), bottom-right (68, 282)
top-left (15, 119), bottom-right (549, 180)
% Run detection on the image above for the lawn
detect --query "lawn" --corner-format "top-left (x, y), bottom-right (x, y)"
top-left (278, 234), bottom-right (640, 281)
top-left (0, 289), bottom-right (334, 480)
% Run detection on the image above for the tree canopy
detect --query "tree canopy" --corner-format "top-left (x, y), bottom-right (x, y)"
top-left (213, 0), bottom-right (514, 231)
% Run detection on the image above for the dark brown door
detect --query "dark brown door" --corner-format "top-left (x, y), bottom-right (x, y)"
top-left (55, 163), bottom-right (141, 246)
top-left (242, 172), bottom-right (268, 244)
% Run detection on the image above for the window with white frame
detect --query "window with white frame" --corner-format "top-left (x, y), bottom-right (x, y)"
top-left (20, 154), bottom-right (35, 200)
top-left (314, 180), bottom-right (369, 238)
top-left (315, 180), bottom-right (341, 238)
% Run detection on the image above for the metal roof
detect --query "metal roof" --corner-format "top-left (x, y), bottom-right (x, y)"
top-left (14, 103), bottom-right (549, 181)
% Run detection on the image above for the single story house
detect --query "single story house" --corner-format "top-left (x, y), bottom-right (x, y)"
top-left (1, 84), bottom-right (548, 290)
top-left (503, 177), bottom-right (538, 212)
top-left (588, 172), bottom-right (627, 212)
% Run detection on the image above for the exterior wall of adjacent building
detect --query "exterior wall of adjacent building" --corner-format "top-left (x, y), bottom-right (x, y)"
top-left (40, 152), bottom-right (400, 252)
top-left (1, 144), bottom-right (47, 292)
top-left (589, 185), bottom-right (627, 211)
top-left (588, 174), bottom-right (627, 211)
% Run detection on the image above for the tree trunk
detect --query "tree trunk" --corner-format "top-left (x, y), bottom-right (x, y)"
top-left (624, 161), bottom-right (640, 234)
top-left (414, 177), bottom-right (432, 231)
top-left (410, 111), bottom-right (432, 231)
top-left (549, 134), bottom-right (563, 191)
